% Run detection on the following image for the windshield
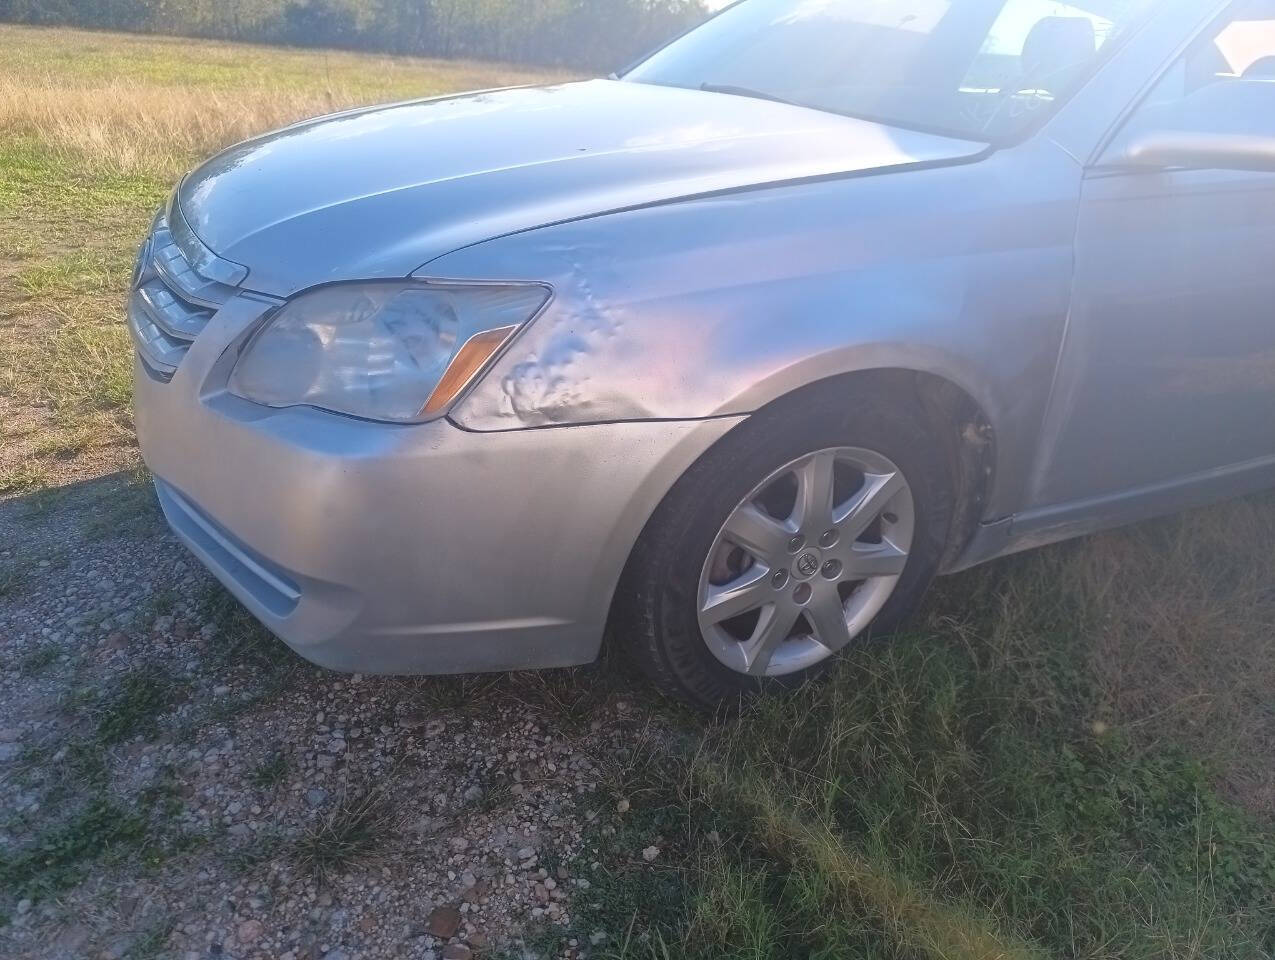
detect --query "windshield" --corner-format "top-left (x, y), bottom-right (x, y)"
top-left (624, 0), bottom-right (1159, 143)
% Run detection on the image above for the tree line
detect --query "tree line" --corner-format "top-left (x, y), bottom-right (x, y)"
top-left (0, 0), bottom-right (711, 70)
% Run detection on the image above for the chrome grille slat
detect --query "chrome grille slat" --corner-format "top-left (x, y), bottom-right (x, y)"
top-left (128, 210), bottom-right (238, 377)
top-left (136, 281), bottom-right (208, 341)
top-left (152, 238), bottom-right (231, 309)
top-left (128, 295), bottom-right (187, 375)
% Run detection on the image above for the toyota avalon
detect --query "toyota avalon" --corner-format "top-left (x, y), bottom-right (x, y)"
top-left (131, 0), bottom-right (1275, 705)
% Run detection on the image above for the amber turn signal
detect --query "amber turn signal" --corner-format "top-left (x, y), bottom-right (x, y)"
top-left (420, 324), bottom-right (519, 416)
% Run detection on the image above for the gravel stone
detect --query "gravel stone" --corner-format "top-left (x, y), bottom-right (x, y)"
top-left (0, 491), bottom-right (665, 959)
top-left (425, 905), bottom-right (462, 939)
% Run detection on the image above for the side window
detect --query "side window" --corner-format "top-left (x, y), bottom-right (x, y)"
top-left (1212, 4), bottom-right (1275, 80)
top-left (1098, 0), bottom-right (1275, 160)
top-left (1144, 0), bottom-right (1275, 106)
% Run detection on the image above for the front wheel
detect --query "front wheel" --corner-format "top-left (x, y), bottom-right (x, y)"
top-left (616, 388), bottom-right (952, 707)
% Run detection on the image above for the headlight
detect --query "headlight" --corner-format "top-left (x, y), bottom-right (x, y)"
top-left (228, 281), bottom-right (549, 422)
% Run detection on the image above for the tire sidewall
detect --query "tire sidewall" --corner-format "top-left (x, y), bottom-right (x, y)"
top-left (628, 390), bottom-right (951, 706)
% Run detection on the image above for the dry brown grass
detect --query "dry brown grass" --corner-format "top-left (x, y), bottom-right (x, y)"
top-left (0, 23), bottom-right (567, 178)
top-left (0, 24), bottom-right (563, 498)
top-left (1078, 496), bottom-right (1275, 815)
top-left (0, 76), bottom-right (361, 178)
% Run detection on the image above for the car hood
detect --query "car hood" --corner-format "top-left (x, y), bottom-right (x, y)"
top-left (178, 79), bottom-right (987, 297)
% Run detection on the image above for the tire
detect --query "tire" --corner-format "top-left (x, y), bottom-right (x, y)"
top-left (614, 383), bottom-right (953, 708)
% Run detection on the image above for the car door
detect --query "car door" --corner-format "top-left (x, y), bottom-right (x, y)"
top-left (1028, 0), bottom-right (1275, 511)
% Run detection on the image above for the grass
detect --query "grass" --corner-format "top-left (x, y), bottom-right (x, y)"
top-left (0, 799), bottom-right (148, 901)
top-left (0, 25), bottom-right (565, 180)
top-left (19, 643), bottom-right (62, 674)
top-left (94, 666), bottom-right (187, 746)
top-left (0, 23), bottom-right (561, 499)
top-left (293, 785), bottom-right (397, 884)
top-left (197, 582), bottom-right (307, 687)
top-left (0, 763), bottom-right (203, 906)
top-left (560, 506), bottom-right (1275, 959)
top-left (250, 751), bottom-right (290, 790)
top-left (0, 24), bottom-right (537, 907)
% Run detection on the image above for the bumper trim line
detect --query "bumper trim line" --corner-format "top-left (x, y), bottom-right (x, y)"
top-left (155, 479), bottom-right (302, 613)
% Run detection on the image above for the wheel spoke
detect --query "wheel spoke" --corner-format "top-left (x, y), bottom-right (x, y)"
top-left (804, 587), bottom-right (852, 653)
top-left (742, 602), bottom-right (801, 676)
top-left (793, 451), bottom-right (838, 535)
top-left (723, 502), bottom-right (792, 560)
top-left (699, 566), bottom-right (772, 626)
top-left (697, 444), bottom-right (914, 680)
top-left (842, 540), bottom-right (909, 579)
top-left (835, 470), bottom-right (906, 541)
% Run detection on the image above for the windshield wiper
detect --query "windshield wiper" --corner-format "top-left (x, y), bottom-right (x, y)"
top-left (699, 82), bottom-right (796, 106)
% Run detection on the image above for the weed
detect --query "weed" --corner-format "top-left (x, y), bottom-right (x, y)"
top-left (198, 584), bottom-right (305, 686)
top-left (225, 829), bottom-right (285, 874)
top-left (125, 917), bottom-right (177, 959)
top-left (0, 460), bottom-right (49, 495)
top-left (558, 560), bottom-right (1275, 959)
top-left (0, 559), bottom-right (30, 599)
top-left (39, 313), bottom-right (133, 413)
top-left (19, 642), bottom-right (61, 673)
top-left (81, 464), bottom-right (163, 541)
top-left (95, 666), bottom-right (185, 745)
top-left (0, 798), bottom-right (146, 899)
top-left (0, 26), bottom-right (562, 179)
top-left (293, 785), bottom-right (396, 883)
top-left (250, 751), bottom-right (289, 790)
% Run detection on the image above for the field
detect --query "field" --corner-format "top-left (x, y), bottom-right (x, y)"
top-left (2, 22), bottom-right (1275, 960)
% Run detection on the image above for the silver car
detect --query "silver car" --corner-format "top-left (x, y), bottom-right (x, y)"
top-left (131, 0), bottom-right (1275, 705)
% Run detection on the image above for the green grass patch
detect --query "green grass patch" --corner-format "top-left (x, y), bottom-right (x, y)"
top-left (0, 798), bottom-right (147, 901)
top-left (40, 316), bottom-right (134, 412)
top-left (0, 24), bottom-right (563, 98)
top-left (15, 247), bottom-right (128, 298)
top-left (81, 465), bottom-right (163, 540)
top-left (19, 642), bottom-right (62, 673)
top-left (563, 558), bottom-right (1275, 959)
top-left (250, 750), bottom-right (290, 790)
top-left (124, 917), bottom-right (178, 959)
top-left (0, 460), bottom-right (50, 496)
top-left (13, 466), bottom-right (162, 538)
top-left (95, 666), bottom-right (187, 745)
top-left (0, 762), bottom-right (203, 906)
top-left (0, 137), bottom-right (165, 222)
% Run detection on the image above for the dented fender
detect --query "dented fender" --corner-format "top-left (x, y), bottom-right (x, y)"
top-left (426, 139), bottom-right (1084, 519)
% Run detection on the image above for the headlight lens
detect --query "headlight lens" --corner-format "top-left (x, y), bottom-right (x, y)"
top-left (228, 282), bottom-right (549, 422)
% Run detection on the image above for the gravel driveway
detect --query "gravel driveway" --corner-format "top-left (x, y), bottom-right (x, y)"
top-left (0, 472), bottom-right (664, 960)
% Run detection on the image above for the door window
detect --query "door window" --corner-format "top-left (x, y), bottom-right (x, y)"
top-left (1145, 0), bottom-right (1275, 106)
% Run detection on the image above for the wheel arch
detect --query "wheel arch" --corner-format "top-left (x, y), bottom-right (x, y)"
top-left (607, 366), bottom-right (998, 644)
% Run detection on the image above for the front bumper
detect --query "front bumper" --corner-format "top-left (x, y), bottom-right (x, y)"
top-left (133, 293), bottom-right (740, 674)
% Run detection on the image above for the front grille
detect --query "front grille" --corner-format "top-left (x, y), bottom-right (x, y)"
top-left (128, 206), bottom-right (241, 379)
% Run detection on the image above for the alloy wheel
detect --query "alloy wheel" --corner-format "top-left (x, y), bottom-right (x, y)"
top-left (696, 446), bottom-right (915, 677)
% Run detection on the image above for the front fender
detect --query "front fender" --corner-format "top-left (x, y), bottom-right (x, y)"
top-left (428, 142), bottom-right (1081, 518)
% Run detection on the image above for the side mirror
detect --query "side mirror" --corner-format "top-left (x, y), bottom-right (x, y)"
top-left (1120, 130), bottom-right (1275, 172)
top-left (1109, 79), bottom-right (1275, 173)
